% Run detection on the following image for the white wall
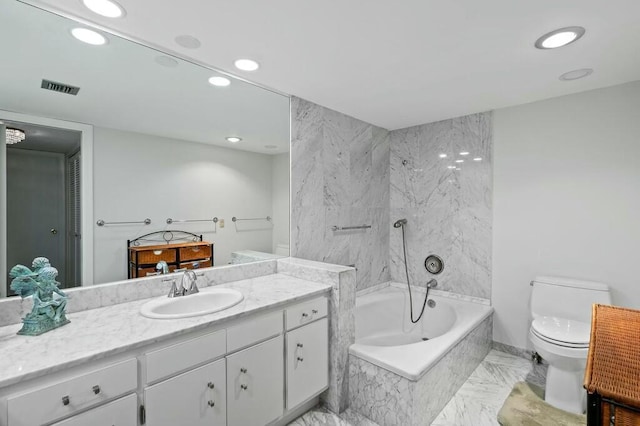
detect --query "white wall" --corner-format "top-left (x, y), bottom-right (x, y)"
top-left (93, 127), bottom-right (279, 284)
top-left (492, 81), bottom-right (640, 349)
top-left (271, 153), bottom-right (290, 253)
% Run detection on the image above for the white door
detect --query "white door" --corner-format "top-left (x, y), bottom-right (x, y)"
top-left (6, 149), bottom-right (65, 287)
top-left (286, 318), bottom-right (329, 409)
top-left (144, 358), bottom-right (226, 426)
top-left (227, 335), bottom-right (284, 426)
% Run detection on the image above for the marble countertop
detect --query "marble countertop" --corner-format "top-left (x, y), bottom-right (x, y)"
top-left (0, 273), bottom-right (331, 388)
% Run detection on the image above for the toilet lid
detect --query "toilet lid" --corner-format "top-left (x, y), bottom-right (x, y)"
top-left (531, 316), bottom-right (591, 347)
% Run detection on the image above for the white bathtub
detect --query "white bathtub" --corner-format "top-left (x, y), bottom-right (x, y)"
top-left (349, 283), bottom-right (493, 381)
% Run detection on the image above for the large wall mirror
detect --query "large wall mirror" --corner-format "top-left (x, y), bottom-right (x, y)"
top-left (0, 1), bottom-right (290, 296)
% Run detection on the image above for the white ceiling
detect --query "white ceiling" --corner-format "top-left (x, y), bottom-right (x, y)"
top-left (1, 1), bottom-right (290, 155)
top-left (23, 0), bottom-right (640, 130)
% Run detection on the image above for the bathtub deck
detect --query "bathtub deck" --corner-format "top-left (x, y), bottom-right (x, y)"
top-left (290, 350), bottom-right (545, 426)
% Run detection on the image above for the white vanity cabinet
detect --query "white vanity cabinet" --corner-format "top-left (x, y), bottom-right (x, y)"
top-left (50, 394), bottom-right (137, 426)
top-left (144, 359), bottom-right (226, 426)
top-left (226, 335), bottom-right (284, 426)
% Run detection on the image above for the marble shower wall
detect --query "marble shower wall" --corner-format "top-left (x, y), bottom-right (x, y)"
top-left (290, 97), bottom-right (390, 291)
top-left (389, 112), bottom-right (493, 299)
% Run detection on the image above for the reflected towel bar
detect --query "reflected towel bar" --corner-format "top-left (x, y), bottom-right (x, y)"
top-left (166, 217), bottom-right (218, 224)
top-left (96, 218), bottom-right (151, 227)
top-left (331, 225), bottom-right (372, 231)
top-left (232, 216), bottom-right (271, 222)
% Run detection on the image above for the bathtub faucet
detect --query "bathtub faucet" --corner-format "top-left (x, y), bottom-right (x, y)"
top-left (426, 279), bottom-right (437, 289)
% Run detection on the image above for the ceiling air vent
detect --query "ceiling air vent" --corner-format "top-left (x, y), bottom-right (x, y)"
top-left (41, 79), bottom-right (80, 96)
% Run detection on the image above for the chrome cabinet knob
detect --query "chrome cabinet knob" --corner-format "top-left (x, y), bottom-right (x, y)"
top-left (297, 357), bottom-right (304, 362)
top-left (240, 384), bottom-right (248, 390)
top-left (207, 382), bottom-right (215, 389)
top-left (50, 228), bottom-right (58, 235)
top-left (208, 400), bottom-right (215, 407)
top-left (312, 309), bottom-right (318, 314)
top-left (92, 385), bottom-right (101, 395)
top-left (62, 395), bottom-right (70, 406)
top-left (240, 368), bottom-right (247, 373)
top-left (302, 313), bottom-right (309, 318)
top-left (297, 343), bottom-right (303, 348)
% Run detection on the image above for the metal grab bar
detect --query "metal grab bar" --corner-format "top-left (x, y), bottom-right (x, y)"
top-left (96, 218), bottom-right (151, 227)
top-left (166, 217), bottom-right (218, 224)
top-left (232, 216), bottom-right (271, 222)
top-left (331, 225), bottom-right (372, 231)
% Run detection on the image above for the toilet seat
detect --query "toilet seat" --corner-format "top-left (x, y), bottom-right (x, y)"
top-left (531, 316), bottom-right (590, 348)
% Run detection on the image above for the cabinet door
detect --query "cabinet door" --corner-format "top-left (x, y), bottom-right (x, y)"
top-left (144, 358), bottom-right (226, 426)
top-left (286, 318), bottom-right (328, 409)
top-left (51, 394), bottom-right (137, 426)
top-left (227, 335), bottom-right (284, 426)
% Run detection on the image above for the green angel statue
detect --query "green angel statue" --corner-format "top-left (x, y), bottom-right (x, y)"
top-left (9, 257), bottom-right (70, 336)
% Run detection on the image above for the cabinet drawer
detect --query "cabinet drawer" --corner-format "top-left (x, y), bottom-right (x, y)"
top-left (51, 394), bottom-right (137, 426)
top-left (179, 259), bottom-right (212, 270)
top-left (131, 248), bottom-right (177, 264)
top-left (227, 310), bottom-right (282, 353)
top-left (179, 244), bottom-right (212, 261)
top-left (7, 359), bottom-right (137, 426)
top-left (135, 264), bottom-right (177, 277)
top-left (285, 297), bottom-right (328, 330)
top-left (286, 318), bottom-right (329, 409)
top-left (146, 329), bottom-right (226, 384)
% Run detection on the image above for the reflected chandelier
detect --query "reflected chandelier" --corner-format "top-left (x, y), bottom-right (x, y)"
top-left (5, 127), bottom-right (26, 145)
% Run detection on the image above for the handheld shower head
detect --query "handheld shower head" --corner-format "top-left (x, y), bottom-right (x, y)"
top-left (393, 219), bottom-right (407, 228)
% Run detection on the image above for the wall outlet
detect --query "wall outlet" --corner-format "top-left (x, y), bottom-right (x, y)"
top-left (219, 219), bottom-right (225, 228)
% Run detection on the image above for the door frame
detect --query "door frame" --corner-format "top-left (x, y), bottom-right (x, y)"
top-left (1, 109), bottom-right (94, 296)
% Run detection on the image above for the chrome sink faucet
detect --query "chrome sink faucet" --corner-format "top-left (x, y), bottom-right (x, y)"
top-left (182, 270), bottom-right (199, 295)
top-left (156, 261), bottom-right (169, 275)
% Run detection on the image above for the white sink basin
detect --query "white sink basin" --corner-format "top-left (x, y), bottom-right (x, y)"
top-left (140, 288), bottom-right (244, 319)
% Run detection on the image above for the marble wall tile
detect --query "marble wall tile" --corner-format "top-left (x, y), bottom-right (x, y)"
top-left (0, 260), bottom-right (277, 327)
top-left (290, 97), bottom-right (390, 291)
top-left (389, 112), bottom-right (492, 299)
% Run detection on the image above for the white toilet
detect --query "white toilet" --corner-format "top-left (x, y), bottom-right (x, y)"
top-left (529, 276), bottom-right (611, 414)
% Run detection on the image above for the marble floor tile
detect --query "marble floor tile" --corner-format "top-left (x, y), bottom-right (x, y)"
top-left (288, 407), bottom-right (379, 426)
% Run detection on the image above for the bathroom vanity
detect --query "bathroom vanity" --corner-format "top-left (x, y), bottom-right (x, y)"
top-left (0, 266), bottom-right (334, 426)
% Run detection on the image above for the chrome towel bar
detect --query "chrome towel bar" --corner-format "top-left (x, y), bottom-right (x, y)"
top-left (331, 225), bottom-right (371, 231)
top-left (232, 216), bottom-right (271, 222)
top-left (96, 218), bottom-right (151, 227)
top-left (166, 217), bottom-right (218, 224)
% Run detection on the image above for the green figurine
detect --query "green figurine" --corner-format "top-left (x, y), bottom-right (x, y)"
top-left (9, 257), bottom-right (70, 336)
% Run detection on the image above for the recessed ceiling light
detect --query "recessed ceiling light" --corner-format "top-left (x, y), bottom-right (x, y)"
top-left (71, 28), bottom-right (107, 45)
top-left (559, 68), bottom-right (593, 81)
top-left (175, 35), bottom-right (201, 49)
top-left (264, 145), bottom-right (278, 150)
top-left (473, 157), bottom-right (482, 162)
top-left (455, 167), bottom-right (461, 171)
top-left (226, 136), bottom-right (242, 143)
top-left (155, 56), bottom-right (178, 68)
top-left (455, 159), bottom-right (464, 163)
top-left (447, 165), bottom-right (456, 169)
top-left (234, 59), bottom-right (260, 71)
top-left (439, 153), bottom-right (447, 158)
top-left (82, 0), bottom-right (125, 18)
top-left (535, 26), bottom-right (585, 49)
top-left (459, 151), bottom-right (469, 156)
top-left (208, 76), bottom-right (231, 87)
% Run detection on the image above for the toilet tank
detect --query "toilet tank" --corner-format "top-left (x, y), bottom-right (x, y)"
top-left (530, 276), bottom-right (612, 323)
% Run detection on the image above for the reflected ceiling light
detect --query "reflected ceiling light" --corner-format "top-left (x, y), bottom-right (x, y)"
top-left (455, 167), bottom-right (461, 171)
top-left (439, 153), bottom-right (447, 158)
top-left (71, 27), bottom-right (107, 45)
top-left (155, 56), bottom-right (178, 67)
top-left (234, 59), bottom-right (260, 71)
top-left (455, 159), bottom-right (464, 163)
top-left (473, 157), bottom-right (482, 161)
top-left (264, 145), bottom-right (278, 149)
top-left (5, 128), bottom-right (26, 145)
top-left (226, 136), bottom-right (242, 143)
top-left (208, 76), bottom-right (231, 87)
top-left (175, 35), bottom-right (201, 49)
top-left (82, 0), bottom-right (125, 18)
top-left (535, 26), bottom-right (585, 49)
top-left (559, 68), bottom-right (593, 81)
top-left (459, 151), bottom-right (469, 156)
top-left (447, 165), bottom-right (456, 169)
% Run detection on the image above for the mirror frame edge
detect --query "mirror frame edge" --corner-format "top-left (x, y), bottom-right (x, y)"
top-left (0, 108), bottom-right (94, 292)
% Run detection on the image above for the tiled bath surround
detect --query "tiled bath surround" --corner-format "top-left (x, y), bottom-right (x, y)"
top-left (349, 316), bottom-right (492, 426)
top-left (389, 113), bottom-right (493, 299)
top-left (290, 97), bottom-right (391, 292)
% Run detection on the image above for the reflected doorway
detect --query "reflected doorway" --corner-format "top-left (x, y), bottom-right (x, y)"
top-left (4, 120), bottom-right (81, 295)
